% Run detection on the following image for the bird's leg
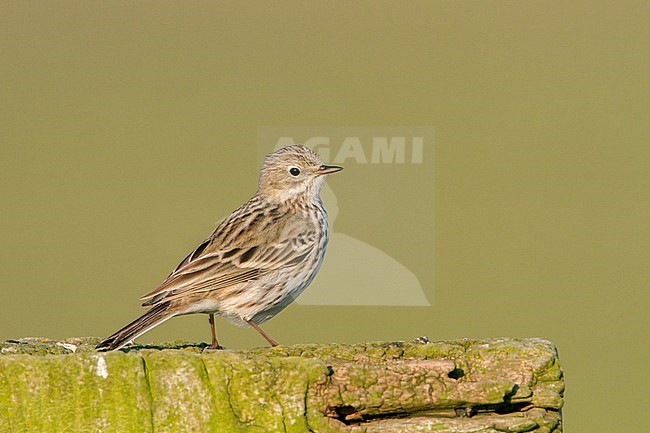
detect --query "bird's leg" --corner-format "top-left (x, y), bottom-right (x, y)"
top-left (208, 314), bottom-right (222, 349)
top-left (246, 319), bottom-right (278, 347)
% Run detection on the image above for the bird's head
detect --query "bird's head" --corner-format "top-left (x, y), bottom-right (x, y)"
top-left (257, 145), bottom-right (343, 202)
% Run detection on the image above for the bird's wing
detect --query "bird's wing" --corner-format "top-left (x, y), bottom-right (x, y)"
top-left (140, 203), bottom-right (318, 305)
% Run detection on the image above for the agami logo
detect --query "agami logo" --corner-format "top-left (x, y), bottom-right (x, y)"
top-left (274, 136), bottom-right (424, 164)
top-left (258, 126), bottom-right (434, 307)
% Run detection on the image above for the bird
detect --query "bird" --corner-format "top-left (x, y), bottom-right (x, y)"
top-left (96, 145), bottom-right (342, 351)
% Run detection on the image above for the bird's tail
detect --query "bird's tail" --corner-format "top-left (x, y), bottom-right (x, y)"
top-left (96, 301), bottom-right (175, 351)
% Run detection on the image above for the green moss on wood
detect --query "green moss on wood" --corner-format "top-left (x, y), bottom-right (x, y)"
top-left (0, 337), bottom-right (563, 433)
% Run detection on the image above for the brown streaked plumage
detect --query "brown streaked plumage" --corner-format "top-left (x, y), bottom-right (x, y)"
top-left (96, 145), bottom-right (342, 351)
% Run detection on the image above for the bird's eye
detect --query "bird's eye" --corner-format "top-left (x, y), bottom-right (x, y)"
top-left (289, 167), bottom-right (301, 177)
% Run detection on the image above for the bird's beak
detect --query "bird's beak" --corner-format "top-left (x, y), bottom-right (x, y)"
top-left (317, 164), bottom-right (343, 175)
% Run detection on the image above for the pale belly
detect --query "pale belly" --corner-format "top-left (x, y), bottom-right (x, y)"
top-left (178, 247), bottom-right (326, 326)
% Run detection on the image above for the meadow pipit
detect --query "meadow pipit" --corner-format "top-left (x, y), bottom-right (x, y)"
top-left (96, 145), bottom-right (342, 350)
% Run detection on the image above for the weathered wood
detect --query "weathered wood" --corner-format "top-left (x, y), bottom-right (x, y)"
top-left (0, 337), bottom-right (563, 432)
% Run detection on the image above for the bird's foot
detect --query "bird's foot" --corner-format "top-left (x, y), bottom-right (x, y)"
top-left (208, 343), bottom-right (225, 350)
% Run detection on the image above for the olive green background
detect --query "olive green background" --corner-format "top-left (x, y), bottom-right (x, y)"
top-left (1, 2), bottom-right (648, 432)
